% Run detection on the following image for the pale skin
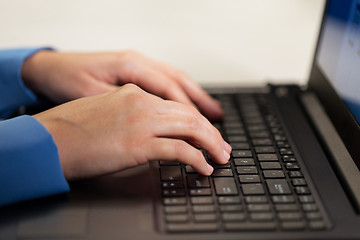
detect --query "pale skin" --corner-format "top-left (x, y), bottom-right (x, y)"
top-left (21, 50), bottom-right (231, 180)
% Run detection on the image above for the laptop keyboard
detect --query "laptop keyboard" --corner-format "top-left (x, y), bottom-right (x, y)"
top-left (157, 93), bottom-right (328, 233)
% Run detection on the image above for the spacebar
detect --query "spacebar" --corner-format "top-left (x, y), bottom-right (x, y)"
top-left (213, 178), bottom-right (238, 195)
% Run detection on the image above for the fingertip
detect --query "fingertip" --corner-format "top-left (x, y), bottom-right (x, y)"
top-left (206, 164), bottom-right (214, 176)
top-left (224, 141), bottom-right (232, 153)
top-left (223, 150), bottom-right (231, 163)
top-left (201, 99), bottom-right (224, 121)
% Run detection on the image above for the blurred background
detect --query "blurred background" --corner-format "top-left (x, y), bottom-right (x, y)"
top-left (0, 0), bottom-right (325, 86)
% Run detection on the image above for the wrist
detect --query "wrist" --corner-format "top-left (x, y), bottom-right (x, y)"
top-left (21, 50), bottom-right (57, 96)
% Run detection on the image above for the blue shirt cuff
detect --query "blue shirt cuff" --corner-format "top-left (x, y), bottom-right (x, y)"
top-left (0, 115), bottom-right (70, 206)
top-left (0, 47), bottom-right (54, 118)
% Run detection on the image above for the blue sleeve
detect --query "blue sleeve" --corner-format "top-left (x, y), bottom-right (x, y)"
top-left (0, 47), bottom-right (53, 119)
top-left (0, 115), bottom-right (70, 206)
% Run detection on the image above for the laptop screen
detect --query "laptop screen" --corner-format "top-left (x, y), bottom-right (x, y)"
top-left (317, 0), bottom-right (360, 124)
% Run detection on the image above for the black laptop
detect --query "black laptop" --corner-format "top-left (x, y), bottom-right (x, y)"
top-left (1, 0), bottom-right (360, 239)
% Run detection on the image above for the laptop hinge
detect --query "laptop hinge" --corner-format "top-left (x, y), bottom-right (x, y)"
top-left (300, 92), bottom-right (360, 213)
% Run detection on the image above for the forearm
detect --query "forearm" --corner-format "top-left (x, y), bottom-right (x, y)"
top-left (0, 115), bottom-right (69, 206)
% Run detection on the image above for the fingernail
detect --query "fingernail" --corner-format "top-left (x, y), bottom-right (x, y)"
top-left (224, 141), bottom-right (232, 153)
top-left (223, 150), bottom-right (230, 162)
top-left (214, 101), bottom-right (224, 115)
top-left (207, 164), bottom-right (214, 175)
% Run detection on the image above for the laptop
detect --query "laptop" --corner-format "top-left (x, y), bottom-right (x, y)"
top-left (1, 0), bottom-right (360, 239)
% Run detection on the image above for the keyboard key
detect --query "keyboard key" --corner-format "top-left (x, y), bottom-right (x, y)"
top-left (274, 134), bottom-right (287, 141)
top-left (224, 222), bottom-right (276, 231)
top-left (280, 148), bottom-right (294, 155)
top-left (189, 189), bottom-right (212, 196)
top-left (295, 186), bottom-right (311, 195)
top-left (260, 162), bottom-right (282, 170)
top-left (282, 155), bottom-right (297, 162)
top-left (252, 139), bottom-right (272, 146)
top-left (247, 124), bottom-right (266, 131)
top-left (302, 204), bottom-right (318, 212)
top-left (245, 118), bottom-right (263, 124)
top-left (228, 136), bottom-right (247, 142)
top-left (212, 169), bottom-right (233, 177)
top-left (192, 205), bottom-right (216, 213)
top-left (236, 166), bottom-right (258, 175)
top-left (249, 131), bottom-right (270, 138)
top-left (187, 175), bottom-right (210, 188)
top-left (299, 195), bottom-right (314, 203)
top-left (224, 122), bottom-right (242, 128)
top-left (292, 178), bottom-right (307, 186)
top-left (162, 181), bottom-right (183, 189)
top-left (275, 204), bottom-right (299, 212)
top-left (278, 212), bottom-right (302, 221)
top-left (266, 179), bottom-right (291, 195)
top-left (239, 175), bottom-right (261, 183)
top-left (164, 206), bottom-right (188, 214)
top-left (160, 166), bottom-right (182, 181)
top-left (250, 212), bottom-right (274, 221)
top-left (218, 196), bottom-right (241, 204)
top-left (220, 205), bottom-right (243, 212)
top-left (194, 214), bottom-right (217, 222)
top-left (258, 154), bottom-right (278, 161)
top-left (242, 184), bottom-right (265, 195)
top-left (230, 143), bottom-right (250, 150)
top-left (232, 150), bottom-right (252, 158)
top-left (214, 178), bottom-right (238, 195)
top-left (247, 204), bottom-right (271, 212)
top-left (277, 141), bottom-right (290, 148)
top-left (234, 158), bottom-right (255, 166)
top-left (272, 195), bottom-right (295, 203)
top-left (163, 189), bottom-right (185, 197)
top-left (245, 196), bottom-right (268, 203)
top-left (221, 213), bottom-right (246, 222)
top-left (163, 197), bottom-right (187, 205)
top-left (285, 163), bottom-right (300, 170)
top-left (226, 128), bottom-right (245, 135)
top-left (166, 214), bottom-right (189, 223)
top-left (255, 146), bottom-right (275, 153)
top-left (191, 197), bottom-right (214, 205)
top-left (289, 171), bottom-right (303, 178)
top-left (306, 212), bottom-right (322, 220)
top-left (263, 170), bottom-right (285, 178)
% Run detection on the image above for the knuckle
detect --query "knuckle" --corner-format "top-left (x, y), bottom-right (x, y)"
top-left (121, 83), bottom-right (141, 92)
top-left (173, 141), bottom-right (187, 155)
top-left (193, 150), bottom-right (204, 162)
top-left (162, 82), bottom-right (178, 98)
top-left (183, 115), bottom-right (200, 131)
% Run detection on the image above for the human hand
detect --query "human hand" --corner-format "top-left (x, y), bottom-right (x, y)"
top-left (33, 84), bottom-right (231, 180)
top-left (22, 50), bottom-right (223, 120)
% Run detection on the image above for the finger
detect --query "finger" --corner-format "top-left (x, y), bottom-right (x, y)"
top-left (151, 114), bottom-right (230, 165)
top-left (118, 65), bottom-right (197, 108)
top-left (155, 100), bottom-right (228, 152)
top-left (144, 138), bottom-right (213, 175)
top-left (85, 78), bottom-right (119, 96)
top-left (147, 60), bottom-right (224, 120)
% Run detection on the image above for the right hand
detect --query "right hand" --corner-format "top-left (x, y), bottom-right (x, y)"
top-left (34, 84), bottom-right (231, 180)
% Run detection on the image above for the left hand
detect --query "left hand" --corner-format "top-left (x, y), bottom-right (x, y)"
top-left (21, 50), bottom-right (223, 120)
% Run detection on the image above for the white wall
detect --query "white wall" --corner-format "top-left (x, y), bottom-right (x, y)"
top-left (0, 0), bottom-right (325, 86)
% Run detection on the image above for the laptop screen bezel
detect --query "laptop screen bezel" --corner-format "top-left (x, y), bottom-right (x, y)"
top-left (308, 0), bottom-right (360, 168)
